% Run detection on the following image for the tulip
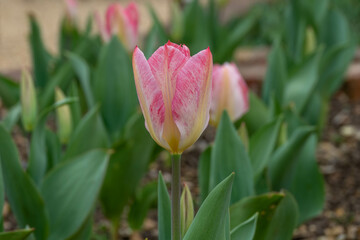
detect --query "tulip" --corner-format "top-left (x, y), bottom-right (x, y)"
top-left (133, 41), bottom-right (212, 240)
top-left (180, 184), bottom-right (194, 237)
top-left (210, 63), bottom-right (249, 126)
top-left (96, 2), bottom-right (139, 51)
top-left (132, 41), bottom-right (213, 154)
top-left (64, 0), bottom-right (77, 23)
top-left (55, 88), bottom-right (73, 144)
top-left (20, 71), bottom-right (38, 132)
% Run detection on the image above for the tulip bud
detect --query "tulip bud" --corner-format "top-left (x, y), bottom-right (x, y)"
top-left (180, 184), bottom-right (194, 237)
top-left (64, 0), bottom-right (77, 23)
top-left (20, 71), bottom-right (38, 132)
top-left (210, 63), bottom-right (249, 127)
top-left (96, 2), bottom-right (139, 51)
top-left (238, 122), bottom-right (249, 151)
top-left (305, 27), bottom-right (316, 55)
top-left (55, 88), bottom-right (72, 144)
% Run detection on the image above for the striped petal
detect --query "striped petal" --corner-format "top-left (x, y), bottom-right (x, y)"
top-left (172, 48), bottom-right (213, 152)
top-left (122, 2), bottom-right (139, 50)
top-left (148, 42), bottom-right (190, 152)
top-left (132, 47), bottom-right (169, 150)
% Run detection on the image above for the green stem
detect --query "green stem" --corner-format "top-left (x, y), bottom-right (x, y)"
top-left (171, 154), bottom-right (182, 240)
top-left (111, 219), bottom-right (119, 240)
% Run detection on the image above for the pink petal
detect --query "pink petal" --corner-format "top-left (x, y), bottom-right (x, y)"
top-left (132, 47), bottom-right (169, 150)
top-left (210, 63), bottom-right (249, 125)
top-left (172, 48), bottom-right (213, 152)
top-left (105, 4), bottom-right (119, 36)
top-left (121, 2), bottom-right (139, 51)
top-left (95, 12), bottom-right (110, 42)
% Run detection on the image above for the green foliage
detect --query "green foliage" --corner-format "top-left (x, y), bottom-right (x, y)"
top-left (158, 172), bottom-right (171, 240)
top-left (0, 74), bottom-right (20, 108)
top-left (183, 174), bottom-right (234, 240)
top-left (0, 229), bottom-right (34, 240)
top-left (210, 112), bottom-right (254, 204)
top-left (41, 150), bottom-right (109, 240)
top-left (230, 213), bottom-right (258, 240)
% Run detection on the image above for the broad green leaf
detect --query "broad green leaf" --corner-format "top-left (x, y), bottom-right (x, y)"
top-left (289, 135), bottom-right (325, 223)
top-left (100, 114), bottom-right (156, 220)
top-left (230, 193), bottom-right (283, 240)
top-left (94, 37), bottom-right (137, 141)
top-left (230, 213), bottom-right (258, 240)
top-left (158, 172), bottom-right (171, 240)
top-left (241, 92), bottom-right (270, 135)
top-left (62, 106), bottom-right (109, 161)
top-left (198, 146), bottom-right (212, 203)
top-left (0, 124), bottom-right (49, 240)
top-left (0, 74), bottom-right (19, 108)
top-left (1, 103), bottom-right (21, 132)
top-left (268, 126), bottom-right (314, 190)
top-left (249, 117), bottom-right (282, 179)
top-left (183, 174), bottom-right (234, 240)
top-left (68, 83), bottom-right (82, 129)
top-left (67, 52), bottom-right (95, 108)
top-left (301, 0), bottom-right (329, 28)
top-left (284, 51), bottom-right (322, 115)
top-left (41, 149), bottom-right (109, 240)
top-left (128, 182), bottom-right (158, 230)
top-left (28, 15), bottom-right (49, 88)
top-left (210, 112), bottom-right (254, 204)
top-left (264, 191), bottom-right (299, 240)
top-left (262, 41), bottom-right (287, 104)
top-left (0, 229), bottom-right (34, 240)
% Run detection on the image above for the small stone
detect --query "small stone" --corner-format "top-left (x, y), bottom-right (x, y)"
top-left (340, 125), bottom-right (356, 138)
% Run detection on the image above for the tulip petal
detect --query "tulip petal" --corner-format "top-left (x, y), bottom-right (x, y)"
top-left (121, 3), bottom-right (139, 50)
top-left (132, 47), bottom-right (169, 150)
top-left (172, 48), bottom-right (213, 152)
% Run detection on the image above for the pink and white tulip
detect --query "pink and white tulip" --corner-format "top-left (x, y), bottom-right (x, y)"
top-left (210, 63), bottom-right (249, 126)
top-left (64, 0), bottom-right (77, 23)
top-left (132, 42), bottom-right (213, 154)
top-left (96, 2), bottom-right (139, 51)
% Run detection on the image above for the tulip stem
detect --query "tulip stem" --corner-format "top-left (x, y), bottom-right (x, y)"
top-left (171, 154), bottom-right (182, 240)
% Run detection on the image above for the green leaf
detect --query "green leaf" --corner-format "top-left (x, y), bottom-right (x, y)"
top-left (41, 149), bottom-right (109, 240)
top-left (289, 135), bottom-right (325, 223)
top-left (241, 92), bottom-right (270, 135)
top-left (94, 37), bottom-right (138, 141)
top-left (62, 106), bottom-right (109, 161)
top-left (0, 229), bottom-right (34, 240)
top-left (100, 114), bottom-right (156, 220)
top-left (230, 213), bottom-right (258, 240)
top-left (128, 182), bottom-right (158, 230)
top-left (158, 172), bottom-right (171, 240)
top-left (1, 103), bottom-right (21, 132)
top-left (210, 112), bottom-right (254, 204)
top-left (0, 74), bottom-right (19, 108)
top-left (67, 52), bottom-right (95, 108)
top-left (264, 191), bottom-right (299, 240)
top-left (183, 174), bottom-right (234, 240)
top-left (249, 117), bottom-right (282, 179)
top-left (28, 15), bottom-right (50, 88)
top-left (0, 124), bottom-right (49, 240)
top-left (262, 41), bottom-right (287, 104)
top-left (198, 146), bottom-right (212, 203)
top-left (284, 51), bottom-right (322, 115)
top-left (268, 126), bottom-right (315, 190)
top-left (229, 193), bottom-right (283, 240)
top-left (67, 215), bottom-right (93, 240)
